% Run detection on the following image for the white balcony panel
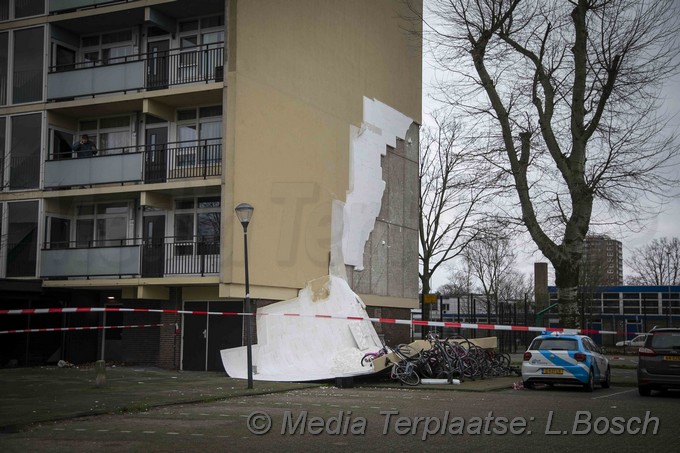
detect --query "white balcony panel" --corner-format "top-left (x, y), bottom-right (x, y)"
top-left (49, 0), bottom-right (123, 14)
top-left (41, 246), bottom-right (141, 277)
top-left (47, 61), bottom-right (144, 99)
top-left (44, 153), bottom-right (143, 187)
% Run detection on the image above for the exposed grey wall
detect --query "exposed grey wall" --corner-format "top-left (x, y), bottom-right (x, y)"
top-left (349, 123), bottom-right (419, 300)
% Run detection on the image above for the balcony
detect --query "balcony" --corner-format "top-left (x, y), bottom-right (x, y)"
top-left (48, 0), bottom-right (127, 14)
top-left (40, 236), bottom-right (220, 278)
top-left (44, 140), bottom-right (222, 188)
top-left (141, 236), bottom-right (220, 277)
top-left (47, 44), bottom-right (224, 100)
top-left (41, 239), bottom-right (141, 278)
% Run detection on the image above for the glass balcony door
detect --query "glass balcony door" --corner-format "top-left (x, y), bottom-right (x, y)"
top-left (142, 214), bottom-right (165, 278)
top-left (147, 40), bottom-right (169, 90)
top-left (144, 126), bottom-right (168, 183)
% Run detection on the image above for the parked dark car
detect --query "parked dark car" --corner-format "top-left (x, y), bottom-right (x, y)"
top-left (637, 327), bottom-right (680, 396)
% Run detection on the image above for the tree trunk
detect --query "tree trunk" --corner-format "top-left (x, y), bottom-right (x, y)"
top-left (554, 263), bottom-right (581, 329)
top-left (420, 275), bottom-right (431, 337)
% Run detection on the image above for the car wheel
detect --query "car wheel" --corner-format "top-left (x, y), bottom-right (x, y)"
top-left (638, 385), bottom-right (652, 397)
top-left (601, 366), bottom-right (611, 389)
top-left (583, 369), bottom-right (595, 392)
top-left (523, 381), bottom-right (534, 389)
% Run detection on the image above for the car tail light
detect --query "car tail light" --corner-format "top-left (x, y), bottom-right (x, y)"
top-left (574, 352), bottom-right (587, 362)
top-left (523, 352), bottom-right (532, 361)
top-left (639, 347), bottom-right (656, 357)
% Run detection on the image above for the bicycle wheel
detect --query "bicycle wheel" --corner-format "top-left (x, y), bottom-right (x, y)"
top-left (392, 363), bottom-right (420, 386)
top-left (361, 353), bottom-right (375, 367)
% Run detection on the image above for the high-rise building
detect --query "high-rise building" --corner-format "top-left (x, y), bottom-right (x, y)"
top-left (581, 235), bottom-right (624, 286)
top-left (0, 0), bottom-right (422, 369)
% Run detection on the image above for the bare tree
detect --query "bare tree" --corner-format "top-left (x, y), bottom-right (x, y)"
top-left (437, 263), bottom-right (474, 296)
top-left (419, 110), bottom-right (497, 324)
top-left (627, 237), bottom-right (680, 285)
top-left (412, 0), bottom-right (680, 327)
top-left (464, 234), bottom-right (516, 314)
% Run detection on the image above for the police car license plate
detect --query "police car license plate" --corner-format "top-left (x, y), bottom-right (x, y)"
top-left (542, 368), bottom-right (563, 374)
top-left (663, 355), bottom-right (680, 361)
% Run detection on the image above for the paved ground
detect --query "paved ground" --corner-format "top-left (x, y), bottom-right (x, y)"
top-left (1, 380), bottom-right (676, 452)
top-left (0, 357), bottom-right (637, 430)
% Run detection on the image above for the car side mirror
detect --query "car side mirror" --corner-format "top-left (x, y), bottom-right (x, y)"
top-left (600, 347), bottom-right (607, 355)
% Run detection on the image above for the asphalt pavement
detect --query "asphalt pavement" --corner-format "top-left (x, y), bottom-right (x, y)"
top-left (0, 353), bottom-right (639, 432)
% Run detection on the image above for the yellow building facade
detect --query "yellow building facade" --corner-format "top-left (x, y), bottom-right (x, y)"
top-left (0, 0), bottom-right (421, 370)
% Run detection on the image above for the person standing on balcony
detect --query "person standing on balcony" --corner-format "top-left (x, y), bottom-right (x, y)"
top-left (73, 134), bottom-right (97, 158)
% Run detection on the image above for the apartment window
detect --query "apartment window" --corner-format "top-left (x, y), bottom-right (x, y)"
top-left (75, 202), bottom-right (130, 247)
top-left (177, 15), bottom-right (224, 81)
top-left (177, 106), bottom-right (221, 165)
top-left (81, 30), bottom-right (133, 66)
top-left (6, 200), bottom-right (38, 277)
top-left (53, 44), bottom-right (76, 72)
top-left (13, 27), bottom-right (44, 103)
top-left (9, 113), bottom-right (41, 190)
top-left (0, 32), bottom-right (6, 105)
top-left (0, 117), bottom-right (4, 188)
top-left (0, 0), bottom-right (44, 20)
top-left (174, 196), bottom-right (220, 255)
top-left (79, 116), bottom-right (131, 154)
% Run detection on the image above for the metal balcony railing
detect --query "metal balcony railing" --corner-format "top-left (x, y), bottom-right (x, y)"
top-left (44, 139), bottom-right (222, 188)
top-left (40, 236), bottom-right (220, 278)
top-left (142, 236), bottom-right (220, 277)
top-left (47, 43), bottom-right (224, 99)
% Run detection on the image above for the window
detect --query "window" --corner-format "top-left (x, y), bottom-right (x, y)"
top-left (0, 0), bottom-right (44, 21)
top-left (177, 15), bottom-right (224, 82)
top-left (173, 196), bottom-right (220, 256)
top-left (530, 338), bottom-right (578, 351)
top-left (79, 116), bottom-right (131, 154)
top-left (81, 29), bottom-right (134, 66)
top-left (6, 200), bottom-right (38, 277)
top-left (176, 106), bottom-right (221, 166)
top-left (75, 202), bottom-right (130, 247)
top-left (9, 113), bottom-right (41, 190)
top-left (13, 27), bottom-right (44, 103)
top-left (0, 32), bottom-right (7, 105)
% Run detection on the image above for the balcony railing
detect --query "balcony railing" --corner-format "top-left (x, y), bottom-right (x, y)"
top-left (49, 0), bottom-right (128, 14)
top-left (44, 139), bottom-right (222, 188)
top-left (41, 239), bottom-right (141, 278)
top-left (142, 236), bottom-right (220, 277)
top-left (47, 44), bottom-right (224, 100)
top-left (40, 236), bottom-right (220, 278)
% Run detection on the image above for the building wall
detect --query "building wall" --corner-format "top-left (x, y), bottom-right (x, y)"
top-left (224, 0), bottom-right (422, 303)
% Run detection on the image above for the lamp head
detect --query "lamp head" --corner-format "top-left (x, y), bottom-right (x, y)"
top-left (234, 203), bottom-right (254, 228)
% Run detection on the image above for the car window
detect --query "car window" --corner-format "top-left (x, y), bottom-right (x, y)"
top-left (650, 332), bottom-right (680, 350)
top-left (531, 338), bottom-right (578, 351)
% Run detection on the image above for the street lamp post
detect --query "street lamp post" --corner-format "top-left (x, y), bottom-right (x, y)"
top-left (235, 202), bottom-right (254, 389)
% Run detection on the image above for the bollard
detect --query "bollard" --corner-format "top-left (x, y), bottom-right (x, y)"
top-left (95, 360), bottom-right (107, 387)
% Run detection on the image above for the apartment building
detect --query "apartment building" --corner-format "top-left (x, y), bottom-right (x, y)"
top-left (582, 235), bottom-right (624, 286)
top-left (0, 0), bottom-right (422, 370)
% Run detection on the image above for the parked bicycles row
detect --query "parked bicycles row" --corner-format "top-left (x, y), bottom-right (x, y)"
top-left (361, 333), bottom-right (520, 386)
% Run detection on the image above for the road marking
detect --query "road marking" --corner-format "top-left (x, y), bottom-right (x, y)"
top-left (97, 429), bottom-right (109, 432)
top-left (591, 389), bottom-right (635, 400)
top-left (191, 433), bottom-right (204, 437)
top-left (143, 431), bottom-right (156, 434)
top-left (166, 432), bottom-right (179, 435)
top-left (53, 428), bottom-right (65, 431)
top-left (120, 431), bottom-right (131, 433)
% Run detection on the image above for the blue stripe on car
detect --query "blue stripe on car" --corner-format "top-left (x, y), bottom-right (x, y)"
top-left (539, 350), bottom-right (589, 382)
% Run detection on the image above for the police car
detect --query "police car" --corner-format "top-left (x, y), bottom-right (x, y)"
top-left (522, 332), bottom-right (610, 391)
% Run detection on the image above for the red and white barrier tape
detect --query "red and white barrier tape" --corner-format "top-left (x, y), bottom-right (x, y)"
top-left (0, 323), bottom-right (163, 335)
top-left (0, 307), bottom-right (635, 336)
